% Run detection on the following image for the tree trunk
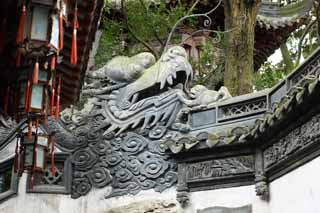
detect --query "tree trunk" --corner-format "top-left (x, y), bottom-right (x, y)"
top-left (280, 43), bottom-right (294, 72)
top-left (223, 0), bottom-right (261, 96)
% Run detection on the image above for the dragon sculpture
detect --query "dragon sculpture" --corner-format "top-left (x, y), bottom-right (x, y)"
top-left (82, 46), bottom-right (231, 137)
top-left (50, 46), bottom-right (232, 198)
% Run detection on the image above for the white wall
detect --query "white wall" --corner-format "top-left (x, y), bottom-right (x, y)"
top-left (0, 174), bottom-right (180, 213)
top-left (2, 156), bottom-right (320, 213)
top-left (265, 156), bottom-right (320, 213)
top-left (185, 185), bottom-right (257, 212)
top-left (189, 156), bottom-right (320, 213)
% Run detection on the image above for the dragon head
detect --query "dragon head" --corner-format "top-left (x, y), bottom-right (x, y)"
top-left (158, 46), bottom-right (193, 93)
top-left (116, 46), bottom-right (194, 110)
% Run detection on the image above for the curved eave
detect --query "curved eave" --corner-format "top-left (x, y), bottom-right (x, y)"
top-left (58, 0), bottom-right (104, 108)
top-left (167, 47), bottom-right (320, 154)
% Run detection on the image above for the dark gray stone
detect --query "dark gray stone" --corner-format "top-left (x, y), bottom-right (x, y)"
top-left (197, 205), bottom-right (252, 213)
top-left (264, 113), bottom-right (320, 169)
top-left (191, 109), bottom-right (216, 128)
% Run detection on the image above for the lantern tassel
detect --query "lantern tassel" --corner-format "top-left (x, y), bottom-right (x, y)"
top-left (13, 137), bottom-right (19, 173)
top-left (16, 4), bottom-right (26, 44)
top-left (50, 56), bottom-right (56, 71)
top-left (50, 71), bottom-right (56, 116)
top-left (59, 11), bottom-right (64, 50)
top-left (32, 61), bottom-right (39, 84)
top-left (35, 119), bottom-right (39, 129)
top-left (50, 88), bottom-right (55, 116)
top-left (70, 5), bottom-right (78, 65)
top-left (16, 51), bottom-right (22, 67)
top-left (28, 120), bottom-right (32, 139)
top-left (25, 80), bottom-right (30, 112)
top-left (29, 174), bottom-right (34, 190)
top-left (3, 86), bottom-right (9, 114)
top-left (51, 141), bottom-right (55, 176)
top-left (32, 121), bottom-right (38, 172)
top-left (55, 95), bottom-right (60, 121)
top-left (55, 76), bottom-right (61, 121)
top-left (18, 143), bottom-right (24, 177)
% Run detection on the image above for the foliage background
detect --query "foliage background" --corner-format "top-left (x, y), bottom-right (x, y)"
top-left (95, 0), bottom-right (320, 91)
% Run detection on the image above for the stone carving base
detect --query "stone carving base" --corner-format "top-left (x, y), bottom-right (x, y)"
top-left (104, 199), bottom-right (179, 213)
top-left (198, 205), bottom-right (252, 213)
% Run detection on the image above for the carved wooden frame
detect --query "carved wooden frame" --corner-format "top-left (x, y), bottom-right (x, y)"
top-left (0, 158), bottom-right (19, 203)
top-left (26, 153), bottom-right (72, 194)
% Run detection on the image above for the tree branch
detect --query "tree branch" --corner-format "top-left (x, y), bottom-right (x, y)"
top-left (187, 0), bottom-right (201, 15)
top-left (121, 0), bottom-right (159, 58)
top-left (137, 0), bottom-right (165, 50)
top-left (314, 0), bottom-right (320, 44)
top-left (295, 19), bottom-right (316, 67)
top-left (280, 43), bottom-right (294, 72)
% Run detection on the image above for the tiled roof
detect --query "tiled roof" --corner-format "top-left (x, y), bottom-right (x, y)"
top-left (223, 76), bottom-right (320, 146)
top-left (166, 47), bottom-right (320, 154)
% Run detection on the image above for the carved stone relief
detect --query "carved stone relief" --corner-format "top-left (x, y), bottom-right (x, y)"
top-left (47, 46), bottom-right (234, 198)
top-left (35, 45), bottom-right (320, 200)
top-left (175, 155), bottom-right (255, 196)
top-left (264, 113), bottom-right (320, 169)
top-left (176, 191), bottom-right (189, 208)
top-left (49, 116), bottom-right (178, 198)
top-left (186, 156), bottom-right (254, 182)
top-left (219, 98), bottom-right (267, 120)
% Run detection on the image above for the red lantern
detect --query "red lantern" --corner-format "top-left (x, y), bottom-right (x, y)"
top-left (13, 0), bottom-right (72, 178)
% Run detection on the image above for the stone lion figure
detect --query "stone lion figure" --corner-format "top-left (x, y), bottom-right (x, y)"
top-left (187, 84), bottom-right (231, 106)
